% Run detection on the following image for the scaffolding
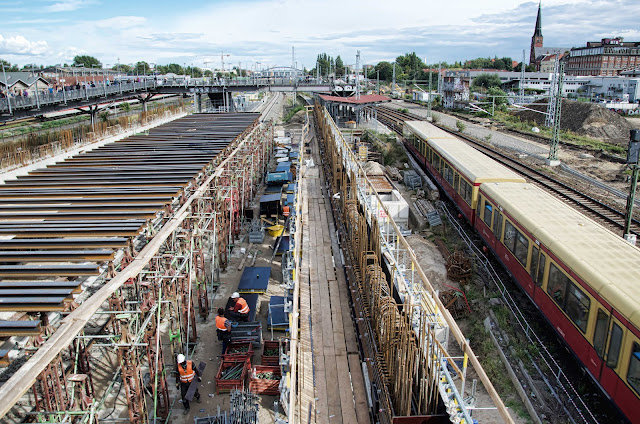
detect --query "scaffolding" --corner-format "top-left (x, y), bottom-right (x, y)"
top-left (0, 110), bottom-right (276, 423)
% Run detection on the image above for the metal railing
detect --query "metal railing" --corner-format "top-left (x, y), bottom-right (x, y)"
top-left (0, 78), bottom-right (332, 113)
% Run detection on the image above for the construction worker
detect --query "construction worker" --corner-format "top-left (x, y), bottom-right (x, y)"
top-left (176, 353), bottom-right (201, 414)
top-left (228, 292), bottom-right (250, 322)
top-left (216, 307), bottom-right (232, 354)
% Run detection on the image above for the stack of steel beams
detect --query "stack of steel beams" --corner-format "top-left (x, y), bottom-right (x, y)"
top-left (0, 113), bottom-right (259, 342)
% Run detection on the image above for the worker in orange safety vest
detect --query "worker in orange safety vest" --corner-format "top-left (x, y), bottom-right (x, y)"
top-left (176, 353), bottom-right (202, 414)
top-left (216, 307), bottom-right (232, 354)
top-left (228, 292), bottom-right (250, 322)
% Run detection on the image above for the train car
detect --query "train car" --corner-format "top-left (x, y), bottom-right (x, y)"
top-left (403, 120), bottom-right (525, 224)
top-left (477, 182), bottom-right (640, 418)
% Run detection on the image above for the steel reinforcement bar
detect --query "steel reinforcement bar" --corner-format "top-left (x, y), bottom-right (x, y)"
top-left (315, 103), bottom-right (513, 424)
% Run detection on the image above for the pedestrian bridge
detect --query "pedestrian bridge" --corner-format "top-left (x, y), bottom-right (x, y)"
top-left (0, 77), bottom-right (342, 122)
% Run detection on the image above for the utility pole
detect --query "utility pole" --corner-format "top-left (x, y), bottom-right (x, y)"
top-left (545, 54), bottom-right (560, 128)
top-left (427, 67), bottom-right (432, 120)
top-left (624, 129), bottom-right (640, 244)
top-left (548, 61), bottom-right (564, 165)
top-left (392, 62), bottom-right (396, 94)
top-left (376, 70), bottom-right (380, 95)
top-left (519, 49), bottom-right (526, 104)
top-left (437, 63), bottom-right (442, 97)
top-left (355, 50), bottom-right (361, 100)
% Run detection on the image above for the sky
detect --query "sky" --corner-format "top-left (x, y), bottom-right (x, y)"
top-left (0, 0), bottom-right (639, 71)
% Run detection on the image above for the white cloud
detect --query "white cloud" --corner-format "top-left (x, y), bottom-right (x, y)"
top-left (94, 16), bottom-right (147, 30)
top-left (46, 0), bottom-right (95, 12)
top-left (0, 34), bottom-right (49, 55)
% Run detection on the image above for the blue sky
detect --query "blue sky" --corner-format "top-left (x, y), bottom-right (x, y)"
top-left (1, 0), bottom-right (638, 70)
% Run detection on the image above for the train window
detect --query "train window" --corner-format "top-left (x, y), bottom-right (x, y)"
top-left (459, 180), bottom-right (472, 205)
top-left (494, 213), bottom-right (503, 239)
top-left (453, 172), bottom-right (459, 191)
top-left (627, 343), bottom-right (640, 394)
top-left (565, 283), bottom-right (590, 333)
top-left (514, 233), bottom-right (529, 265)
top-left (476, 199), bottom-right (482, 217)
top-left (530, 246), bottom-right (539, 278)
top-left (593, 309), bottom-right (609, 358)
top-left (547, 263), bottom-right (569, 307)
top-left (606, 322), bottom-right (623, 369)
top-left (483, 203), bottom-right (493, 227)
top-left (536, 253), bottom-right (546, 286)
top-left (435, 156), bottom-right (442, 174)
top-left (445, 166), bottom-right (454, 185)
top-left (504, 221), bottom-right (516, 252)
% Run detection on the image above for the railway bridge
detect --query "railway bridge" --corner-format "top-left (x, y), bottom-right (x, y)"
top-left (0, 78), bottom-right (339, 123)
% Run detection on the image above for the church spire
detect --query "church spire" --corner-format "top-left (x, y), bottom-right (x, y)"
top-left (534, 2), bottom-right (542, 37)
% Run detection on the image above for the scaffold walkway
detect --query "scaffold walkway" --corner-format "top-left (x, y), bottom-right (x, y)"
top-left (296, 120), bottom-right (370, 424)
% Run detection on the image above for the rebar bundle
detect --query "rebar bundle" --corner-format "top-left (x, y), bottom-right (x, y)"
top-left (229, 390), bottom-right (259, 424)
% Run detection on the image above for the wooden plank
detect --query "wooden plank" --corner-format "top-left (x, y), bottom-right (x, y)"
top-left (336, 354), bottom-right (358, 424)
top-left (329, 278), bottom-right (346, 354)
top-left (323, 354), bottom-right (343, 424)
top-left (348, 353), bottom-right (371, 423)
top-left (314, 350), bottom-right (329, 423)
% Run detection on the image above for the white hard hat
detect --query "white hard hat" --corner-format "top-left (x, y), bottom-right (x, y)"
top-left (231, 292), bottom-right (239, 298)
top-left (177, 354), bottom-right (185, 363)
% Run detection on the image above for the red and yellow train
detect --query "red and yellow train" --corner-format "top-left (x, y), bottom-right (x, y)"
top-left (403, 120), bottom-right (640, 421)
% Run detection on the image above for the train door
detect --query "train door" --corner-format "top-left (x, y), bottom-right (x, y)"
top-left (585, 307), bottom-right (608, 378)
top-left (600, 315), bottom-right (626, 398)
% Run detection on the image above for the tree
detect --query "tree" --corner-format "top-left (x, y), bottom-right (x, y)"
top-left (487, 87), bottom-right (508, 107)
top-left (0, 59), bottom-right (19, 72)
top-left (395, 52), bottom-right (426, 81)
top-left (472, 73), bottom-right (503, 90)
top-left (367, 61), bottom-right (394, 81)
top-left (513, 62), bottom-right (536, 72)
top-left (117, 64), bottom-right (133, 74)
top-left (335, 55), bottom-right (344, 77)
top-left (135, 61), bottom-right (150, 75)
top-left (73, 55), bottom-right (101, 68)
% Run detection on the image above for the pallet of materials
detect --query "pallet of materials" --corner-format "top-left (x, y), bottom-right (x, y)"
top-left (249, 365), bottom-right (282, 395)
top-left (215, 357), bottom-right (250, 394)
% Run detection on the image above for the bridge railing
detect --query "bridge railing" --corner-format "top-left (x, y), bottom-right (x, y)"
top-left (0, 81), bottom-right (154, 112)
top-left (0, 78), bottom-right (333, 113)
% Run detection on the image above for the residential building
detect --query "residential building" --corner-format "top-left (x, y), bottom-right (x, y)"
top-left (0, 72), bottom-right (50, 96)
top-left (566, 38), bottom-right (640, 76)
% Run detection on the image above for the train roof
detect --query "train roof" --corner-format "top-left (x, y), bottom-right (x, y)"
top-left (482, 182), bottom-right (640, 327)
top-left (405, 121), bottom-right (525, 184)
top-left (405, 121), bottom-right (454, 141)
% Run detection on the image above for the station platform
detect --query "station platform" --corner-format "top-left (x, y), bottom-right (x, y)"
top-left (296, 132), bottom-right (369, 423)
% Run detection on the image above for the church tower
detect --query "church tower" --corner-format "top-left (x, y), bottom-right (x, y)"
top-left (530, 2), bottom-right (543, 65)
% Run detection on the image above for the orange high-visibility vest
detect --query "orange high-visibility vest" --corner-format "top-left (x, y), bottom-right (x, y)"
top-left (236, 297), bottom-right (250, 314)
top-left (216, 315), bottom-right (229, 331)
top-left (178, 360), bottom-right (195, 383)
top-left (283, 206), bottom-right (290, 217)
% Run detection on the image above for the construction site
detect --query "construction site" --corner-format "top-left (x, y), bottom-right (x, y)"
top-left (0, 90), bottom-right (521, 424)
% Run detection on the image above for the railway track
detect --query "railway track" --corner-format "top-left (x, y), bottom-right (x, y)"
top-left (370, 105), bottom-right (640, 237)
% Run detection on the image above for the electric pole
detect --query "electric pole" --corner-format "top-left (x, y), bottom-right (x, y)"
top-left (624, 129), bottom-right (640, 243)
top-left (548, 61), bottom-right (564, 165)
top-left (519, 49), bottom-right (526, 104)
